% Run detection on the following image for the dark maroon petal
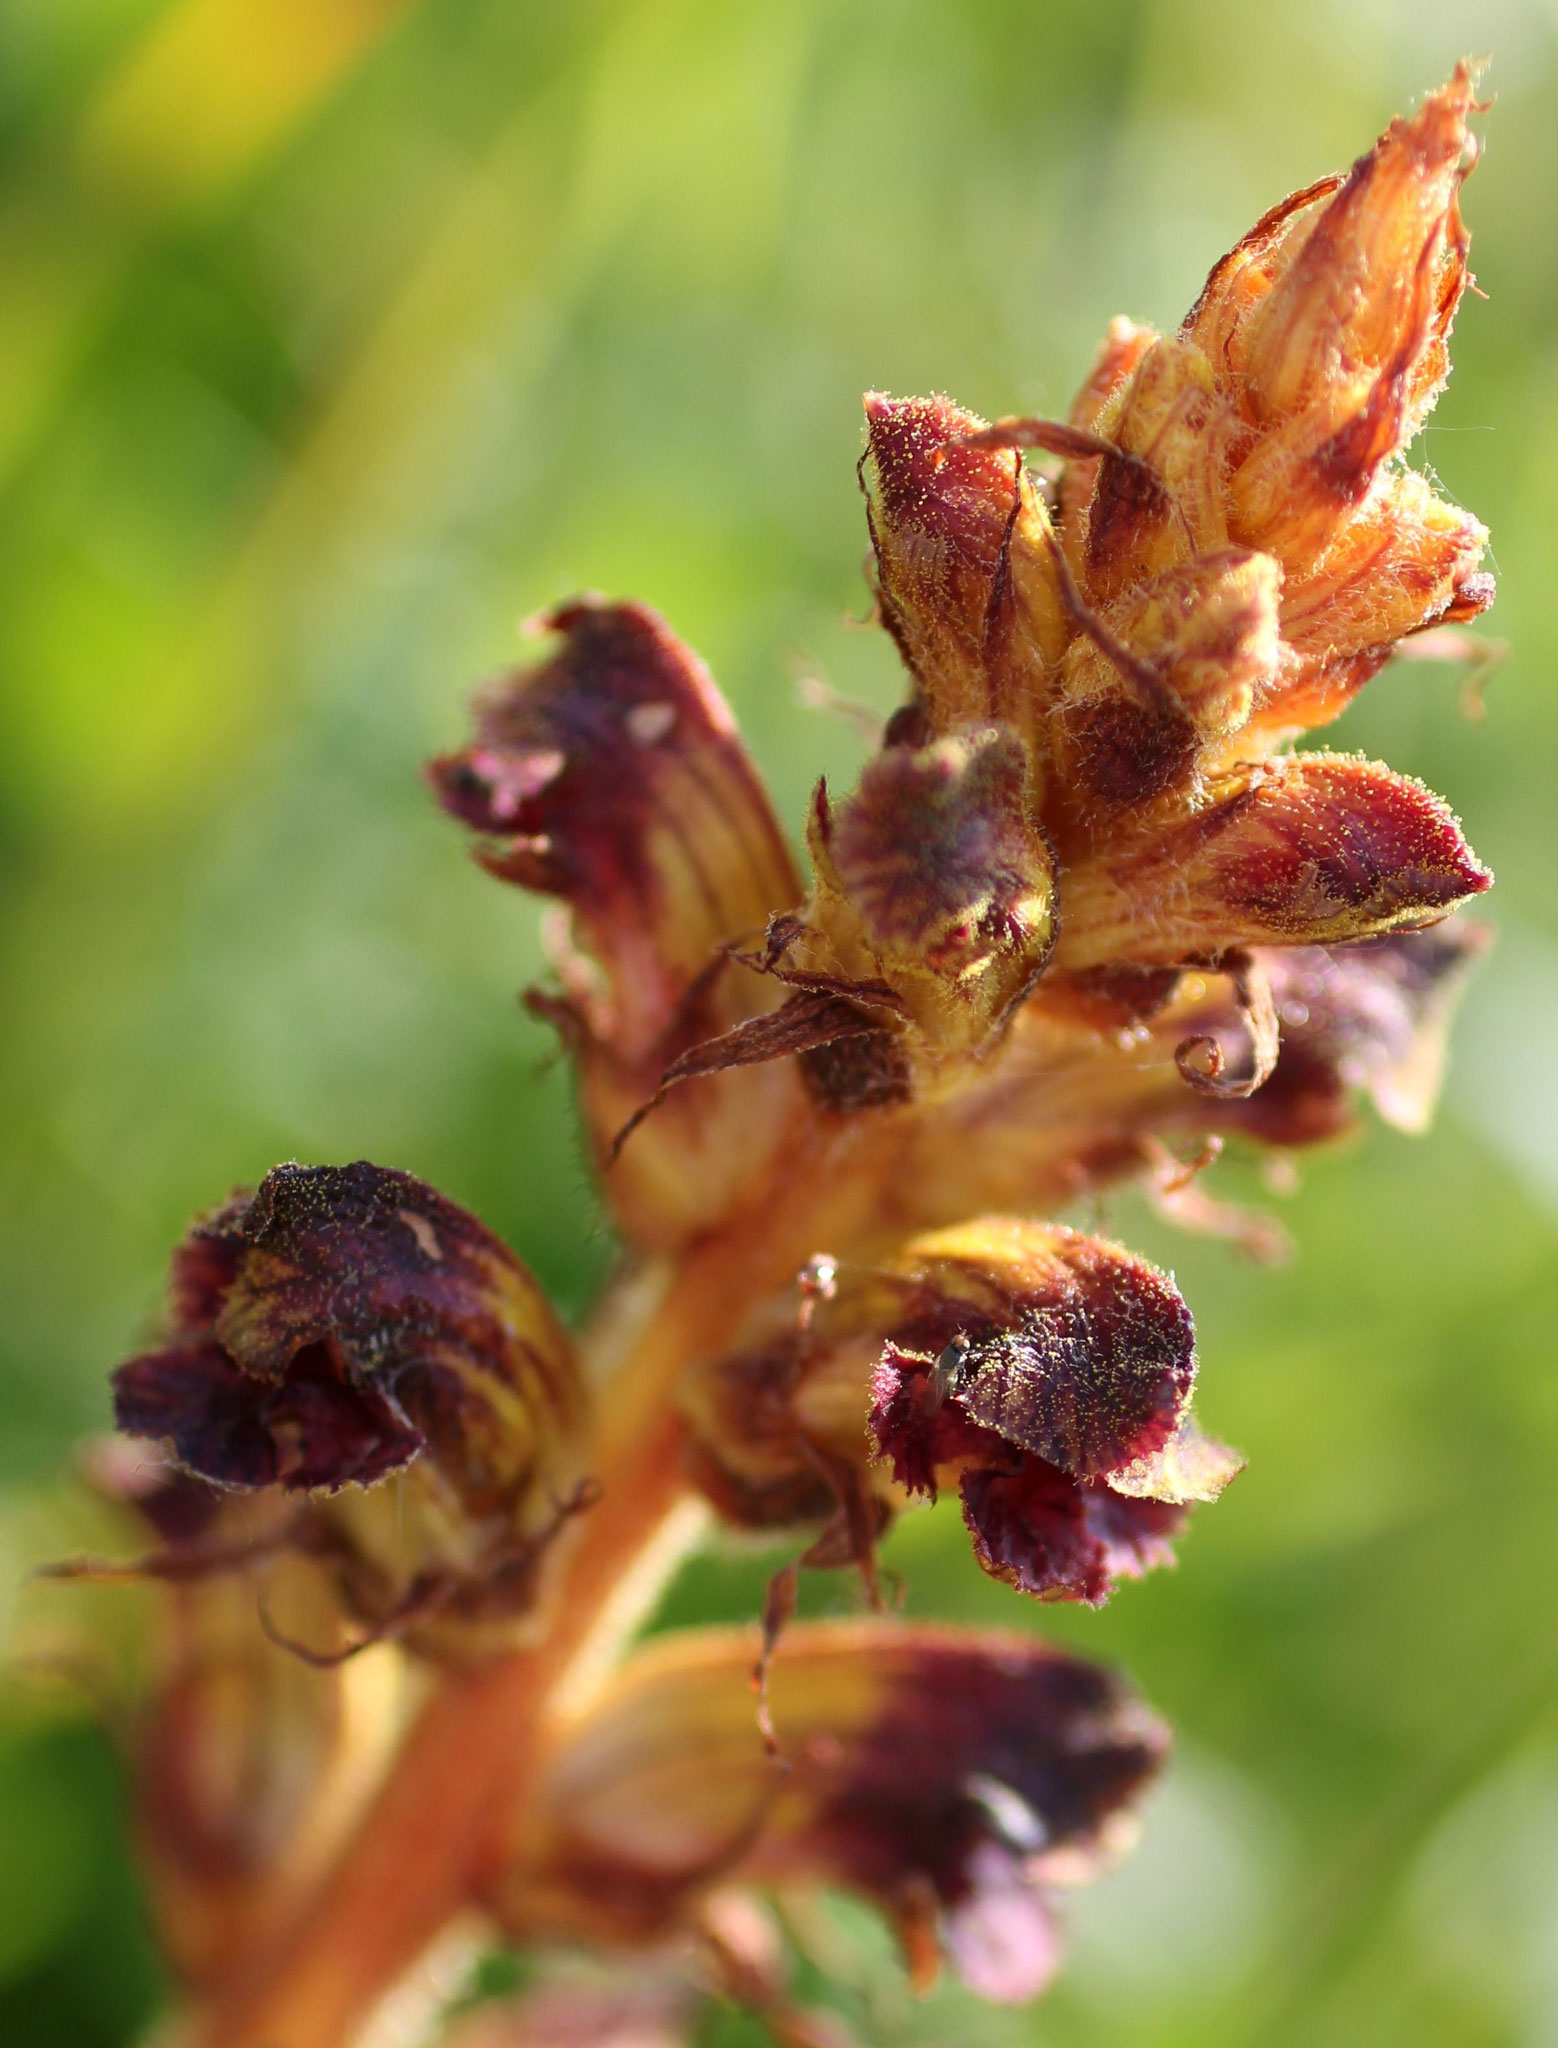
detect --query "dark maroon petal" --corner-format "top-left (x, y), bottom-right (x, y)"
top-left (112, 1161), bottom-right (581, 1509)
top-left (113, 1345), bottom-right (286, 1492)
top-left (1082, 1487), bottom-right (1187, 1582)
top-left (166, 1216), bottom-right (245, 1336)
top-left (802, 1626), bottom-right (1165, 1912)
top-left (428, 597), bottom-right (799, 1064)
top-left (945, 1237), bottom-right (1195, 1477)
top-left (112, 1340), bottom-right (424, 1495)
top-left (959, 1461), bottom-right (1112, 1604)
top-left (868, 1344), bottom-right (1003, 1497)
top-left (214, 1160), bottom-right (517, 1386)
top-left (494, 1622), bottom-right (1166, 2001)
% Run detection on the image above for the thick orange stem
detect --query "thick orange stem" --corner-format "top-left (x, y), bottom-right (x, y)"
top-left (183, 1116), bottom-right (887, 2048)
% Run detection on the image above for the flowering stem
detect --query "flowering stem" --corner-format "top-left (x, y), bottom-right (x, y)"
top-left (181, 1118), bottom-right (883, 2048)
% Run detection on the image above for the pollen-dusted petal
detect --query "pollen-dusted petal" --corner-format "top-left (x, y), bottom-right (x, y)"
top-left (682, 1218), bottom-right (1208, 1605)
top-left (1051, 548), bottom-right (1281, 809)
top-left (112, 1162), bottom-right (589, 1655)
top-left (810, 725), bottom-right (1056, 1059)
top-left (863, 393), bottom-right (1067, 746)
top-left (430, 598), bottom-right (808, 1248)
top-left (866, 1339), bottom-right (1007, 1498)
top-left (855, 1218), bottom-right (1200, 1503)
top-left (1055, 753), bottom-right (1490, 970)
top-left (491, 1620), bottom-right (1166, 2003)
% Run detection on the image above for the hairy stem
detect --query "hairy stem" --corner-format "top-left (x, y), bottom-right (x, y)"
top-left (182, 1116), bottom-right (886, 2048)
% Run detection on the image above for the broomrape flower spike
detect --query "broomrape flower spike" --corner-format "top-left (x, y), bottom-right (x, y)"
top-left (56, 69), bottom-right (1493, 2048)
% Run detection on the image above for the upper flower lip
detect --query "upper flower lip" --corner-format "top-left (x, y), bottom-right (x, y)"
top-left (429, 596), bottom-right (812, 1250)
top-left (682, 1214), bottom-right (1234, 1609)
top-left (428, 598), bottom-right (799, 991)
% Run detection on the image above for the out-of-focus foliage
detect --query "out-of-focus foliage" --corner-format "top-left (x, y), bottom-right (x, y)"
top-left (0, 2), bottom-right (1554, 2043)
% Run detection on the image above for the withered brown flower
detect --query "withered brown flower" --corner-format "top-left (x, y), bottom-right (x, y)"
top-left (429, 598), bottom-right (805, 1248)
top-left (112, 1161), bottom-right (588, 1656)
top-left (489, 1622), bottom-right (1166, 2004)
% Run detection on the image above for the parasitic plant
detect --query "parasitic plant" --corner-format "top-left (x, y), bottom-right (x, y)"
top-left (55, 66), bottom-right (1495, 2048)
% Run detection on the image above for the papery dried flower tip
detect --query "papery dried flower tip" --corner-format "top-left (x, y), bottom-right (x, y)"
top-left (1212, 70), bottom-right (1478, 547)
top-left (112, 1161), bottom-right (588, 1656)
top-left (489, 1622), bottom-right (1166, 2004)
top-left (431, 597), bottom-right (804, 1247)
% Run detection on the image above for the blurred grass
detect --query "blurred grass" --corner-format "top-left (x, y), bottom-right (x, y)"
top-left (1, 2), bottom-right (1556, 2043)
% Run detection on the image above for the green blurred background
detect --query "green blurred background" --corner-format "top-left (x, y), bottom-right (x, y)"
top-left (1, 0), bottom-right (1556, 2042)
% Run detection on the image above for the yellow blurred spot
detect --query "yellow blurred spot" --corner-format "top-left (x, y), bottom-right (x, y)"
top-left (78, 0), bottom-right (416, 206)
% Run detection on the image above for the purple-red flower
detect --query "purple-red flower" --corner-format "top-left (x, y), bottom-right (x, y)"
top-left (488, 1622), bottom-right (1166, 2004)
top-left (69, 70), bottom-right (1497, 2041)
